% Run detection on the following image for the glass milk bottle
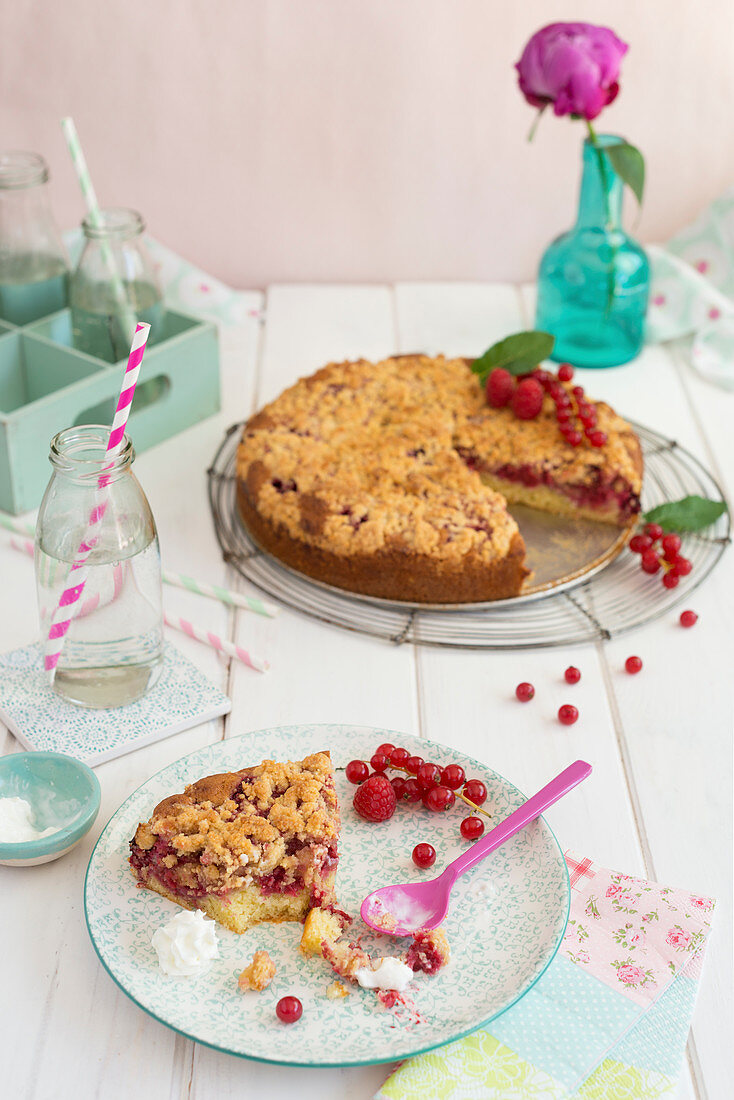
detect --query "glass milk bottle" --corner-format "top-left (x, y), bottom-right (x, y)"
top-left (0, 151), bottom-right (69, 324)
top-left (35, 425), bottom-right (164, 708)
top-left (70, 208), bottom-right (163, 362)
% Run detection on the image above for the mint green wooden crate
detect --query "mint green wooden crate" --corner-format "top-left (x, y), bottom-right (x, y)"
top-left (0, 307), bottom-right (219, 514)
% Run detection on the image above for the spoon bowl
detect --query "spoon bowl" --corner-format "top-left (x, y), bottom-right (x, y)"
top-left (361, 759), bottom-right (591, 936)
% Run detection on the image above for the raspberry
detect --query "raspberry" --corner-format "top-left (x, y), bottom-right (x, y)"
top-left (353, 775), bottom-right (397, 822)
top-left (515, 682), bottom-right (535, 702)
top-left (564, 666), bottom-right (581, 684)
top-left (557, 363), bottom-right (574, 382)
top-left (679, 610), bottom-right (698, 628)
top-left (486, 368), bottom-right (515, 408)
top-left (625, 656), bottom-right (643, 674)
top-left (511, 378), bottom-right (544, 420)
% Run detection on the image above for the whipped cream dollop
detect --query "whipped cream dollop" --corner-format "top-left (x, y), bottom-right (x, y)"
top-left (0, 797), bottom-right (59, 842)
top-left (151, 910), bottom-right (219, 977)
top-left (355, 957), bottom-right (414, 992)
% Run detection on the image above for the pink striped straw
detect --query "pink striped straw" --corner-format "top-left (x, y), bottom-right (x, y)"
top-left (163, 612), bottom-right (268, 673)
top-left (7, 535), bottom-right (124, 621)
top-left (44, 323), bottom-right (151, 677)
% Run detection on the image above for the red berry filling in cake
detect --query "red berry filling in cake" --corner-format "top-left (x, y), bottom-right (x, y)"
top-left (405, 928), bottom-right (451, 975)
top-left (129, 752), bottom-right (340, 933)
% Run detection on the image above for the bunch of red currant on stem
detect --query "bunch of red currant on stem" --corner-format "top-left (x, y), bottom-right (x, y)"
top-left (485, 362), bottom-right (606, 449)
top-left (346, 743), bottom-right (491, 845)
top-left (629, 523), bottom-right (692, 590)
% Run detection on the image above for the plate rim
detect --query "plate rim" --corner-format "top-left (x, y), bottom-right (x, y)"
top-left (84, 723), bottom-right (571, 1068)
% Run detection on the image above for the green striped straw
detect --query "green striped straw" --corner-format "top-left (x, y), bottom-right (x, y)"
top-left (1, 511), bottom-right (278, 618)
top-left (61, 117), bottom-right (137, 345)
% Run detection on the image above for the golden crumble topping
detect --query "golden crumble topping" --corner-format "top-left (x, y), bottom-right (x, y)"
top-left (130, 752), bottom-right (339, 897)
top-left (238, 949), bottom-right (276, 991)
top-left (236, 355), bottom-right (641, 570)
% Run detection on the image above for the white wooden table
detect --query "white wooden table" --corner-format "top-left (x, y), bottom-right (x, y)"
top-left (2, 284), bottom-right (732, 1100)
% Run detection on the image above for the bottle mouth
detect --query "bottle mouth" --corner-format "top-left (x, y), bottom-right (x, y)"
top-left (49, 425), bottom-right (135, 482)
top-left (82, 207), bottom-right (145, 241)
top-left (0, 151), bottom-right (49, 190)
top-left (583, 133), bottom-right (624, 150)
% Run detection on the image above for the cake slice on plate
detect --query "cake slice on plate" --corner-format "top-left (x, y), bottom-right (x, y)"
top-left (129, 751), bottom-right (340, 933)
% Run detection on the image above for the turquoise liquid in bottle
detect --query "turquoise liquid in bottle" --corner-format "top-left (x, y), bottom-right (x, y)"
top-left (535, 135), bottom-right (650, 368)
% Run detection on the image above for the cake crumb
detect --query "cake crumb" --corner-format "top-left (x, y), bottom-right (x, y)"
top-left (238, 949), bottom-right (276, 991)
top-left (326, 980), bottom-right (349, 1000)
top-left (300, 906), bottom-right (351, 957)
top-left (405, 927), bottom-right (451, 975)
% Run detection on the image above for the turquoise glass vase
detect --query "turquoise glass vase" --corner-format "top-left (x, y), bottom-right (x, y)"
top-left (535, 134), bottom-right (650, 368)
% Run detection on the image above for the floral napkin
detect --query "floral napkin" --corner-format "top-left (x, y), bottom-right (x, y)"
top-left (375, 852), bottom-right (715, 1100)
top-left (647, 187), bottom-right (734, 389)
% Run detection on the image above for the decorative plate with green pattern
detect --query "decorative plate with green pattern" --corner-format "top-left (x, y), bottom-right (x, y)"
top-left (85, 724), bottom-right (569, 1066)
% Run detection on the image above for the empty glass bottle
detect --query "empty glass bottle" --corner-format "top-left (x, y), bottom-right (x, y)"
top-left (0, 151), bottom-right (69, 325)
top-left (70, 208), bottom-right (163, 362)
top-left (535, 135), bottom-right (650, 368)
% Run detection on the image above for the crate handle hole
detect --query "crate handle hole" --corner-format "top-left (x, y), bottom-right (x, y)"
top-left (74, 374), bottom-right (171, 427)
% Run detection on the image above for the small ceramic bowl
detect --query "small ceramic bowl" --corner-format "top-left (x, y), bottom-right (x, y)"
top-left (0, 752), bottom-right (101, 866)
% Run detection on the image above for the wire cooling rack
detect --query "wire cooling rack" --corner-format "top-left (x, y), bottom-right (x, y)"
top-left (208, 422), bottom-right (730, 649)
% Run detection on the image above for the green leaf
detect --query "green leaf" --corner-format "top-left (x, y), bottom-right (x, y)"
top-left (471, 330), bottom-right (555, 385)
top-left (606, 142), bottom-right (645, 206)
top-left (643, 495), bottom-right (727, 533)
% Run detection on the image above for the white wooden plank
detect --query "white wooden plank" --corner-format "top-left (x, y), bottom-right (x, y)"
top-left (520, 285), bottom-right (733, 1100)
top-left (189, 285), bottom-right (420, 1099)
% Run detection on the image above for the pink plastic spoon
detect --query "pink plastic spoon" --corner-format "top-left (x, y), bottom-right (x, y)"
top-left (361, 759), bottom-right (591, 936)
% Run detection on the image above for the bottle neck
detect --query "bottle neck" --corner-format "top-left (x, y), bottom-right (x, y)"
top-left (82, 208), bottom-right (145, 244)
top-left (49, 425), bottom-right (134, 486)
top-left (576, 136), bottom-right (624, 230)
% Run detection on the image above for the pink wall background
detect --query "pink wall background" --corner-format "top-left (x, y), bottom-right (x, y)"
top-left (2, 0), bottom-right (733, 288)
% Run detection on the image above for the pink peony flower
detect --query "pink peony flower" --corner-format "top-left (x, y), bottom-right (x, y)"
top-left (689, 896), bottom-right (712, 912)
top-left (666, 928), bottom-right (692, 948)
top-left (617, 963), bottom-right (645, 984)
top-left (516, 23), bottom-right (628, 121)
top-left (606, 884), bottom-right (622, 898)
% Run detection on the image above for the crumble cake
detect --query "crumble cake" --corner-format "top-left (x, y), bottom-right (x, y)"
top-left (129, 751), bottom-right (339, 933)
top-left (236, 354), bottom-right (642, 603)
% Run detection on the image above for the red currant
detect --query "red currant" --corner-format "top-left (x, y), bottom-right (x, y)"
top-left (462, 779), bottom-right (488, 805)
top-left (376, 742), bottom-right (395, 757)
top-left (644, 523), bottom-right (663, 541)
top-left (563, 429), bottom-right (583, 447)
top-left (557, 363), bottom-right (574, 382)
top-left (390, 776), bottom-right (407, 799)
top-left (389, 746), bottom-right (409, 767)
top-left (276, 996), bottom-right (303, 1023)
top-left (412, 842), bottom-right (436, 869)
top-left (558, 704), bottom-right (579, 725)
top-left (440, 764), bottom-right (466, 790)
top-left (402, 777), bottom-right (422, 802)
top-left (405, 755), bottom-right (424, 775)
top-left (564, 666), bottom-right (581, 684)
top-left (416, 762), bottom-right (442, 790)
top-left (662, 572), bottom-right (679, 589)
top-left (572, 385), bottom-right (585, 399)
top-left (424, 785), bottom-right (455, 812)
top-left (345, 760), bottom-right (369, 785)
top-left (587, 430), bottom-right (607, 448)
top-left (580, 410), bottom-right (598, 430)
top-left (556, 407), bottom-right (573, 425)
top-left (661, 533), bottom-right (681, 558)
top-left (532, 368), bottom-right (553, 388)
top-left (629, 534), bottom-right (652, 554)
top-left (515, 682), bottom-right (535, 702)
top-left (679, 610), bottom-right (698, 628)
top-left (640, 550), bottom-right (661, 574)
top-left (670, 557), bottom-right (692, 577)
top-left (552, 388), bottom-right (571, 407)
top-left (460, 816), bottom-right (485, 840)
top-left (625, 655), bottom-right (643, 674)
top-left (370, 752), bottom-right (389, 773)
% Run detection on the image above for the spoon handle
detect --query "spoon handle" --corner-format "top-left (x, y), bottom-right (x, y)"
top-left (441, 759), bottom-right (592, 885)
